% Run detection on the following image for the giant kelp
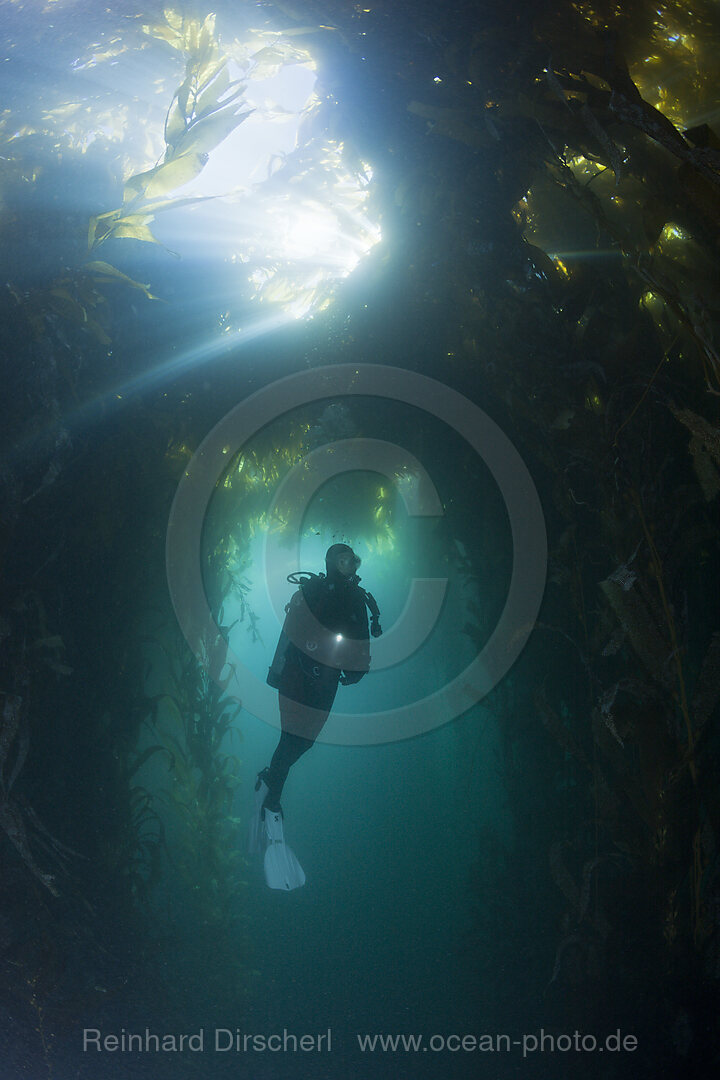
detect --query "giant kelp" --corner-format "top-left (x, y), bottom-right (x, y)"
top-left (274, 0), bottom-right (720, 1055)
top-left (88, 11), bottom-right (254, 255)
top-left (151, 622), bottom-right (245, 934)
top-left (2, 0), bottom-right (720, 1071)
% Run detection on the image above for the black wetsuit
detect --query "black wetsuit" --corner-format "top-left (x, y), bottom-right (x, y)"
top-left (263, 570), bottom-right (370, 810)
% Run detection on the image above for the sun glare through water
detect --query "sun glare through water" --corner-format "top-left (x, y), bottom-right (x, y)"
top-left (9, 9), bottom-right (381, 322)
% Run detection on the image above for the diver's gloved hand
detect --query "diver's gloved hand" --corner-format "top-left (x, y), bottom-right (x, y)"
top-left (340, 670), bottom-right (365, 685)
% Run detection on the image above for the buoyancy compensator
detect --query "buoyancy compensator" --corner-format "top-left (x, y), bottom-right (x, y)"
top-left (267, 571), bottom-right (382, 689)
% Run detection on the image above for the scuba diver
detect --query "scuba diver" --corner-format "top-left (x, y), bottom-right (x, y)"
top-left (249, 543), bottom-right (382, 890)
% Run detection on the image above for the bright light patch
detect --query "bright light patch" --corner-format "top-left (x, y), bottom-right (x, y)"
top-left (175, 62), bottom-right (319, 197)
top-left (18, 13), bottom-right (381, 322)
top-left (152, 39), bottom-right (381, 320)
top-left (279, 205), bottom-right (340, 261)
top-left (236, 141), bottom-right (381, 318)
top-left (661, 223), bottom-right (690, 242)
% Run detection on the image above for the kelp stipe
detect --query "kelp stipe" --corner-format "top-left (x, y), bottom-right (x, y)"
top-left (152, 623), bottom-right (245, 935)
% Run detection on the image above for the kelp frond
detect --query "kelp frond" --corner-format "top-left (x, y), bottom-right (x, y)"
top-left (88, 11), bottom-right (253, 257)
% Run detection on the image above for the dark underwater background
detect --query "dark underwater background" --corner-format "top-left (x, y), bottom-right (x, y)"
top-left (2, 0), bottom-right (720, 1077)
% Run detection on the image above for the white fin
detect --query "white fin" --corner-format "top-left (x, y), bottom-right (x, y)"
top-left (263, 810), bottom-right (306, 891)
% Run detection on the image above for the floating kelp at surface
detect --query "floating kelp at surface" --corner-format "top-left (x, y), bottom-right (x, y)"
top-left (88, 12), bottom-right (255, 254)
top-left (1, 4), bottom-right (380, 345)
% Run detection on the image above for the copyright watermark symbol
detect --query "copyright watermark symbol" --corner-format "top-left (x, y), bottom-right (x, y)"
top-left (165, 364), bottom-right (547, 745)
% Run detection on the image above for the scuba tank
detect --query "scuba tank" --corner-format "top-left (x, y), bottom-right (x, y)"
top-left (266, 571), bottom-right (382, 689)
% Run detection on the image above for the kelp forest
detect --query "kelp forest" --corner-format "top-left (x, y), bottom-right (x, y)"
top-left (1, 0), bottom-right (720, 1077)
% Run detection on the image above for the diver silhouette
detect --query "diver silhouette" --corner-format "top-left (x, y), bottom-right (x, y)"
top-left (249, 543), bottom-right (381, 889)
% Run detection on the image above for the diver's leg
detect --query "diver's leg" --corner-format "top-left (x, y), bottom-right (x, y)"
top-left (261, 692), bottom-right (332, 810)
top-left (262, 731), bottom-right (314, 812)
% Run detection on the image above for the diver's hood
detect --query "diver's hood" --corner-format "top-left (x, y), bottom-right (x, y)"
top-left (325, 542), bottom-right (361, 576)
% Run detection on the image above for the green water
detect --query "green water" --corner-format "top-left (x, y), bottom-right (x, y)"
top-left (2, 1), bottom-right (720, 1078)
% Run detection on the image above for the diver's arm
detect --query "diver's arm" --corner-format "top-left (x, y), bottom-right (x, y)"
top-left (340, 589), bottom-right (370, 684)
